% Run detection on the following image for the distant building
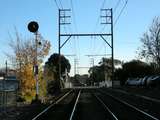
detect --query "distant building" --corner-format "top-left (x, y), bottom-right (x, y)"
top-left (0, 76), bottom-right (19, 91)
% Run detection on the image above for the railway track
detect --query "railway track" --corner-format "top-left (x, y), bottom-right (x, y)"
top-left (100, 88), bottom-right (160, 119)
top-left (112, 88), bottom-right (160, 103)
top-left (93, 93), bottom-right (118, 120)
top-left (30, 88), bottom-right (159, 120)
top-left (97, 89), bottom-right (159, 120)
top-left (31, 89), bottom-right (119, 120)
top-left (31, 90), bottom-right (79, 120)
top-left (71, 89), bottom-right (118, 120)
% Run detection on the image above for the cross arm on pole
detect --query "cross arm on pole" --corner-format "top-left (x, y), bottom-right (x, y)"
top-left (60, 35), bottom-right (72, 49)
top-left (100, 35), bottom-right (112, 48)
top-left (60, 33), bottom-right (111, 37)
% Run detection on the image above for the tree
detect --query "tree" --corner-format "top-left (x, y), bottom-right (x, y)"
top-left (115, 60), bottom-right (154, 85)
top-left (138, 17), bottom-right (160, 66)
top-left (88, 58), bottom-right (121, 84)
top-left (114, 68), bottom-right (125, 85)
top-left (8, 31), bottom-right (51, 101)
top-left (123, 60), bottom-right (153, 77)
top-left (44, 53), bottom-right (71, 95)
top-left (88, 65), bottom-right (104, 85)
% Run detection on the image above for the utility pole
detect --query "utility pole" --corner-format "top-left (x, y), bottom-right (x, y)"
top-left (58, 9), bottom-right (61, 88)
top-left (58, 9), bottom-right (71, 88)
top-left (74, 58), bottom-right (76, 81)
top-left (111, 9), bottom-right (114, 87)
top-left (5, 60), bottom-right (8, 78)
top-left (74, 58), bottom-right (78, 76)
top-left (101, 8), bottom-right (114, 87)
top-left (28, 21), bottom-right (39, 101)
top-left (74, 58), bottom-right (79, 82)
top-left (91, 58), bottom-right (94, 86)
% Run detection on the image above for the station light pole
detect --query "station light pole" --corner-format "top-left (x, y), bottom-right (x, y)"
top-left (27, 21), bottom-right (39, 101)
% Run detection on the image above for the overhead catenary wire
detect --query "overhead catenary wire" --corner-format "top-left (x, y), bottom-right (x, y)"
top-left (114, 0), bottom-right (122, 12)
top-left (114, 0), bottom-right (128, 26)
top-left (54, 0), bottom-right (63, 9)
top-left (53, 0), bottom-right (70, 34)
top-left (92, 0), bottom-right (107, 57)
top-left (70, 0), bottom-right (78, 33)
top-left (59, 0), bottom-right (63, 9)
top-left (93, 0), bottom-right (107, 33)
top-left (100, 0), bottom-right (128, 33)
top-left (94, 36), bottom-right (109, 56)
top-left (70, 0), bottom-right (81, 68)
top-left (58, 0), bottom-right (69, 34)
top-left (54, 0), bottom-right (60, 9)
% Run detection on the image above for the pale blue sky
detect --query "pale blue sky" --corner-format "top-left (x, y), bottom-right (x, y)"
top-left (0, 0), bottom-right (160, 75)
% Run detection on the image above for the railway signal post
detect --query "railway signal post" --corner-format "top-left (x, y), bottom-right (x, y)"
top-left (27, 21), bottom-right (39, 101)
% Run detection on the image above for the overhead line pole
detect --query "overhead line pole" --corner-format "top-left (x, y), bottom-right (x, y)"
top-left (58, 8), bottom-right (114, 87)
top-left (58, 9), bottom-right (62, 88)
top-left (5, 60), bottom-right (8, 78)
top-left (101, 8), bottom-right (114, 87)
top-left (58, 9), bottom-right (71, 88)
top-left (111, 8), bottom-right (114, 87)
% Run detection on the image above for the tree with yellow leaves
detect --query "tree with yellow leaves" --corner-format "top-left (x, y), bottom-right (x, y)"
top-left (8, 30), bottom-right (51, 101)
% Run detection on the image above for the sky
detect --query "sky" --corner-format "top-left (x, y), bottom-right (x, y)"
top-left (0, 0), bottom-right (160, 75)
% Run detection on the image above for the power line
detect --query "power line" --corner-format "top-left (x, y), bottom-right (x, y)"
top-left (54, 0), bottom-right (60, 9)
top-left (50, 0), bottom-right (69, 34)
top-left (92, 0), bottom-right (107, 56)
top-left (59, 0), bottom-right (63, 9)
top-left (57, 1), bottom-right (70, 34)
top-left (93, 0), bottom-right (106, 33)
top-left (70, 0), bottom-right (78, 33)
top-left (114, 0), bottom-right (128, 26)
top-left (53, 0), bottom-right (63, 9)
top-left (100, 0), bottom-right (128, 32)
top-left (59, 0), bottom-right (73, 34)
top-left (114, 0), bottom-right (122, 12)
top-left (101, 0), bottom-right (107, 9)
top-left (70, 0), bottom-right (80, 62)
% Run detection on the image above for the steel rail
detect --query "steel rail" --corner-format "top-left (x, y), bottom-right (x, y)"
top-left (99, 90), bottom-right (159, 120)
top-left (113, 89), bottom-right (160, 103)
top-left (69, 90), bottom-right (81, 120)
top-left (32, 90), bottom-right (73, 120)
top-left (93, 93), bottom-right (118, 120)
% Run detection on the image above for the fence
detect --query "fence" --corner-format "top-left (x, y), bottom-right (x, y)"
top-left (0, 90), bottom-right (17, 112)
